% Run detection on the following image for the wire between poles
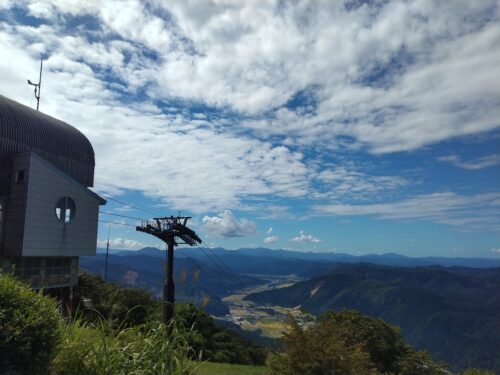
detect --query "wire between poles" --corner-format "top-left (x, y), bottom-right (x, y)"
top-left (98, 193), bottom-right (160, 216)
top-left (99, 211), bottom-right (146, 221)
top-left (176, 248), bottom-right (230, 295)
top-left (200, 241), bottom-right (250, 290)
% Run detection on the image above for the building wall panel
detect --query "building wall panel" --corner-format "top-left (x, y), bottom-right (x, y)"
top-left (22, 153), bottom-right (100, 257)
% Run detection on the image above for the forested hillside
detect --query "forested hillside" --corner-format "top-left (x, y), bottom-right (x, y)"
top-left (80, 253), bottom-right (265, 315)
top-left (246, 263), bottom-right (500, 372)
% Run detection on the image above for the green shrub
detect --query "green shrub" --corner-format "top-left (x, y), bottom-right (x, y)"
top-left (0, 273), bottom-right (62, 375)
top-left (51, 314), bottom-right (199, 375)
top-left (268, 317), bottom-right (379, 375)
top-left (175, 303), bottom-right (267, 365)
top-left (50, 317), bottom-right (125, 375)
top-left (125, 323), bottom-right (198, 375)
top-left (73, 273), bottom-right (159, 327)
top-left (269, 310), bottom-right (448, 375)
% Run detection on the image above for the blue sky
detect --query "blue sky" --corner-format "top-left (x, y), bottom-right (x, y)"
top-left (1, 1), bottom-right (499, 258)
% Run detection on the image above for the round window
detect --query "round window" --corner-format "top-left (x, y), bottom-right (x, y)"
top-left (55, 197), bottom-right (76, 224)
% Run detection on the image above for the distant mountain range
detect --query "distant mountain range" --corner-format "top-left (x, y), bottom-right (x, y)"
top-left (245, 263), bottom-right (500, 372)
top-left (80, 252), bottom-right (263, 315)
top-left (84, 246), bottom-right (500, 371)
top-left (98, 246), bottom-right (500, 269)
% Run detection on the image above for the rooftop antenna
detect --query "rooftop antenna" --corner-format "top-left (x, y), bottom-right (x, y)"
top-left (136, 216), bottom-right (201, 327)
top-left (27, 59), bottom-right (43, 111)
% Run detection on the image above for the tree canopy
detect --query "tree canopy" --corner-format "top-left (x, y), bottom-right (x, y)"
top-left (269, 310), bottom-right (448, 375)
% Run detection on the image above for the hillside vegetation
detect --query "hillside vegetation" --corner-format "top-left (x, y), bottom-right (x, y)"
top-left (80, 254), bottom-right (264, 315)
top-left (2, 271), bottom-right (496, 374)
top-left (74, 273), bottom-right (268, 366)
top-left (246, 263), bottom-right (500, 372)
top-left (269, 310), bottom-right (449, 375)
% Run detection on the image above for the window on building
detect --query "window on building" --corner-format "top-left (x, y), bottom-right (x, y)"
top-left (46, 257), bottom-right (71, 277)
top-left (14, 170), bottom-right (25, 184)
top-left (10, 257), bottom-right (41, 279)
top-left (23, 257), bottom-right (41, 278)
top-left (55, 197), bottom-right (76, 224)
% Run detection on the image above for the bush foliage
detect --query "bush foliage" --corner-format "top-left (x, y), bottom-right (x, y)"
top-left (269, 310), bottom-right (448, 375)
top-left (51, 316), bottom-right (198, 375)
top-left (73, 273), bottom-right (267, 366)
top-left (4, 271), bottom-right (490, 374)
top-left (0, 273), bottom-right (62, 375)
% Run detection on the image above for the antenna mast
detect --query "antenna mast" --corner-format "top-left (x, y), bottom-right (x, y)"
top-left (136, 216), bottom-right (201, 326)
top-left (27, 59), bottom-right (43, 111)
top-left (104, 224), bottom-right (111, 282)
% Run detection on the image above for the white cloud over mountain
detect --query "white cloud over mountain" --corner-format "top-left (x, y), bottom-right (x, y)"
top-left (264, 235), bottom-right (278, 244)
top-left (202, 210), bottom-right (257, 238)
top-left (291, 231), bottom-right (321, 244)
top-left (97, 237), bottom-right (146, 250)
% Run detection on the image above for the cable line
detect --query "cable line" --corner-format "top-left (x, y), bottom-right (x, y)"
top-left (99, 211), bottom-right (146, 221)
top-left (98, 192), bottom-right (160, 216)
top-left (98, 219), bottom-right (137, 227)
top-left (199, 246), bottom-right (246, 289)
top-left (176, 248), bottom-right (230, 295)
top-left (200, 241), bottom-right (249, 290)
top-left (179, 240), bottom-right (246, 290)
top-left (107, 201), bottom-right (249, 291)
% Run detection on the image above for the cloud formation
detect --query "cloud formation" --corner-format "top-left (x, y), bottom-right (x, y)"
top-left (97, 237), bottom-right (146, 250)
top-left (313, 192), bottom-right (500, 231)
top-left (291, 231), bottom-right (321, 244)
top-left (264, 235), bottom-right (279, 244)
top-left (437, 154), bottom-right (500, 170)
top-left (202, 210), bottom-right (257, 237)
top-left (0, 0), bottom-right (498, 225)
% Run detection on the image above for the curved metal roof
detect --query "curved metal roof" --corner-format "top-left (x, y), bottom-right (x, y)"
top-left (0, 95), bottom-right (95, 186)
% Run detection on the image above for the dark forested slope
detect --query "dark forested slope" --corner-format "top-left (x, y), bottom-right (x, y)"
top-left (245, 264), bottom-right (500, 372)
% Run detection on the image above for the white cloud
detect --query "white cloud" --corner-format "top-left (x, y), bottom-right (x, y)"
top-left (437, 154), bottom-right (500, 170)
top-left (264, 235), bottom-right (278, 244)
top-left (266, 227), bottom-right (273, 234)
top-left (290, 230), bottom-right (321, 244)
top-left (202, 210), bottom-right (256, 237)
top-left (0, 1), bottom-right (498, 218)
top-left (314, 165), bottom-right (408, 201)
top-left (4, 0), bottom-right (498, 153)
top-left (491, 248), bottom-right (500, 253)
top-left (97, 237), bottom-right (146, 250)
top-left (313, 192), bottom-right (500, 231)
top-left (0, 19), bottom-right (310, 212)
top-left (159, 0), bottom-right (500, 153)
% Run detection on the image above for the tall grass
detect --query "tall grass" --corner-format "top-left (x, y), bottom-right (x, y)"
top-left (50, 310), bottom-right (200, 375)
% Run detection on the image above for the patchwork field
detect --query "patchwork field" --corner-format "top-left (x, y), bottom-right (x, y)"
top-left (221, 276), bottom-right (313, 339)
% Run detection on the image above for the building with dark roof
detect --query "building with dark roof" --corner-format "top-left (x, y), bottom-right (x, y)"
top-left (0, 95), bottom-right (105, 292)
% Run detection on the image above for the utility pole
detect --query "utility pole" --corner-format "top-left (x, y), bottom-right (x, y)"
top-left (136, 216), bottom-right (201, 325)
top-left (27, 59), bottom-right (43, 111)
top-left (104, 224), bottom-right (111, 282)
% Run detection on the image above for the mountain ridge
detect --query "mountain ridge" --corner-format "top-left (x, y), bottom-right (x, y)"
top-left (244, 263), bottom-right (500, 372)
top-left (97, 246), bottom-right (500, 268)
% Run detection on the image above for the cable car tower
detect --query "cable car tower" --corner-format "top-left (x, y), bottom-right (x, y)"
top-left (136, 216), bottom-right (201, 325)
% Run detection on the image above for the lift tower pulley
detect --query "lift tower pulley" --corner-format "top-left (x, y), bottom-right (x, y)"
top-left (136, 216), bottom-right (201, 326)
